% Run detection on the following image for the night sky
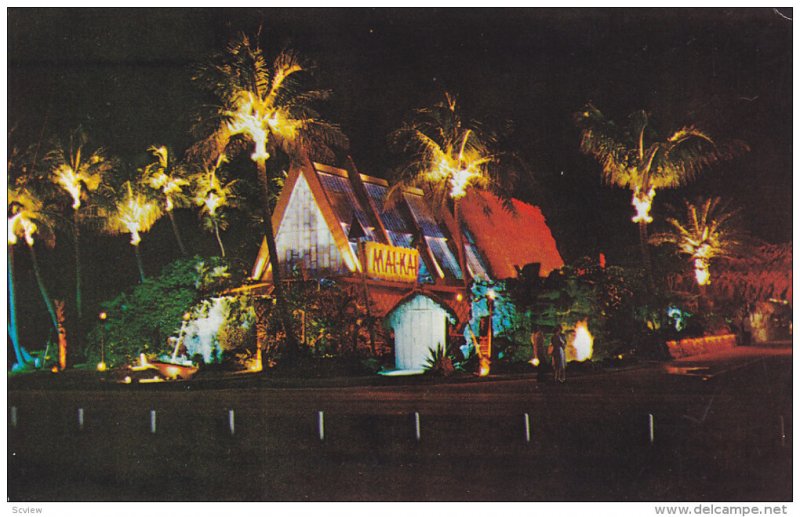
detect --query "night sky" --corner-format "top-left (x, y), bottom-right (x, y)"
top-left (7, 8), bottom-right (793, 344)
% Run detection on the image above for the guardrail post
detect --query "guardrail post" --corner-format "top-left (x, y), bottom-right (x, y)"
top-left (524, 413), bottom-right (531, 443)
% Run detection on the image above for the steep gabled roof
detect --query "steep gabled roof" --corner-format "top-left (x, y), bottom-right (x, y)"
top-left (458, 189), bottom-right (564, 278)
top-left (251, 156), bottom-right (563, 284)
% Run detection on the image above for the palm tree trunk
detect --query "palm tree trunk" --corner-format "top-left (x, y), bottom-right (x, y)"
top-left (8, 248), bottom-right (27, 368)
top-left (168, 210), bottom-right (189, 256)
top-left (639, 221), bottom-right (655, 290)
top-left (73, 211), bottom-right (82, 319)
top-left (28, 244), bottom-right (59, 334)
top-left (213, 219), bottom-right (226, 257)
top-left (134, 245), bottom-right (146, 283)
top-left (256, 158), bottom-right (299, 363)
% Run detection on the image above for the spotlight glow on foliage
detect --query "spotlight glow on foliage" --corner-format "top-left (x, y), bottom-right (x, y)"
top-left (650, 197), bottom-right (741, 286)
top-left (420, 128), bottom-right (492, 199)
top-left (54, 165), bottom-right (85, 209)
top-left (8, 187), bottom-right (47, 247)
top-left (194, 155), bottom-right (234, 217)
top-left (108, 182), bottom-right (162, 246)
top-left (694, 258), bottom-right (711, 286)
top-left (143, 146), bottom-right (189, 212)
top-left (225, 85), bottom-right (300, 163)
top-left (49, 142), bottom-right (109, 210)
top-left (631, 186), bottom-right (655, 224)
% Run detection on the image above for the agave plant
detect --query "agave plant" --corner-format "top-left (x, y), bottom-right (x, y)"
top-left (423, 343), bottom-right (455, 377)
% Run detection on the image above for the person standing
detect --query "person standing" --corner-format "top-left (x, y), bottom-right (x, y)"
top-left (531, 326), bottom-right (548, 382)
top-left (551, 326), bottom-right (567, 383)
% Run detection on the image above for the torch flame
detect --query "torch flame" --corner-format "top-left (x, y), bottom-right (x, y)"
top-left (478, 355), bottom-right (491, 377)
top-left (571, 320), bottom-right (594, 362)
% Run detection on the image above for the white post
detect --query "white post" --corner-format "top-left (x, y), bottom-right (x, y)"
top-left (524, 413), bottom-right (531, 443)
top-left (414, 412), bottom-right (421, 442)
top-left (229, 409), bottom-right (235, 436)
top-left (780, 415), bottom-right (786, 447)
top-left (648, 413), bottom-right (655, 444)
top-left (150, 410), bottom-right (157, 434)
top-left (78, 408), bottom-right (84, 431)
top-left (10, 406), bottom-right (17, 429)
top-left (318, 411), bottom-right (325, 441)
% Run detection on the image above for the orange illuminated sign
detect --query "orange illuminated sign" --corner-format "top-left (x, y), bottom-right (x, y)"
top-left (362, 242), bottom-right (419, 283)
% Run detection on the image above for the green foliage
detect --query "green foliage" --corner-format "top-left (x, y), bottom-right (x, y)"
top-left (506, 257), bottom-right (646, 360)
top-left (261, 277), bottom-right (382, 362)
top-left (423, 343), bottom-right (455, 377)
top-left (85, 256), bottom-right (244, 366)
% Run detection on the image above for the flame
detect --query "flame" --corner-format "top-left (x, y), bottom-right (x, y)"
top-left (631, 186), bottom-right (655, 224)
top-left (249, 348), bottom-right (263, 372)
top-left (571, 320), bottom-right (594, 362)
top-left (478, 355), bottom-right (491, 377)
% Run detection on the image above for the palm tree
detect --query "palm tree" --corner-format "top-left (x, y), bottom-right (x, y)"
top-left (8, 185), bottom-right (59, 335)
top-left (574, 104), bottom-right (747, 273)
top-left (46, 131), bottom-right (114, 319)
top-left (191, 32), bottom-right (347, 360)
top-left (103, 181), bottom-right (163, 282)
top-left (391, 92), bottom-right (507, 288)
top-left (650, 197), bottom-right (743, 287)
top-left (141, 145), bottom-right (191, 256)
top-left (192, 154), bottom-right (236, 258)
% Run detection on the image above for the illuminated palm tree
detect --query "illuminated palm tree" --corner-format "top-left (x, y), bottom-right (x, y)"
top-left (103, 181), bottom-right (163, 282)
top-left (392, 92), bottom-right (504, 287)
top-left (191, 32), bottom-right (347, 358)
top-left (141, 145), bottom-right (191, 256)
top-left (574, 104), bottom-right (746, 273)
top-left (192, 154), bottom-right (236, 258)
top-left (650, 197), bottom-right (743, 287)
top-left (8, 185), bottom-right (59, 335)
top-left (46, 131), bottom-right (113, 318)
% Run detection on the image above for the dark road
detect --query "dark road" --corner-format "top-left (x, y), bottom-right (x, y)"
top-left (7, 346), bottom-right (792, 501)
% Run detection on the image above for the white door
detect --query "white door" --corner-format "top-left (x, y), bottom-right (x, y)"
top-left (392, 296), bottom-right (447, 370)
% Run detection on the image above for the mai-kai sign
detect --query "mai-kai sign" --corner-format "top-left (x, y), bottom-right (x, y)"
top-left (362, 242), bottom-right (419, 283)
